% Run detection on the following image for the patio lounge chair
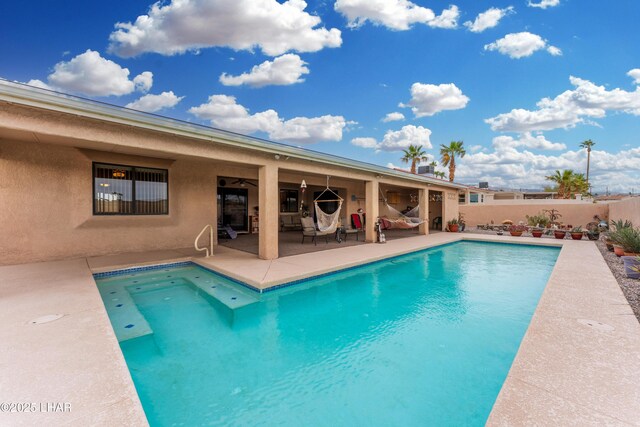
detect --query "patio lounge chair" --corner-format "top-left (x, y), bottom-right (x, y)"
top-left (301, 216), bottom-right (333, 245)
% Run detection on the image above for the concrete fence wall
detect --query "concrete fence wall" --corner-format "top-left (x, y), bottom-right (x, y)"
top-left (460, 203), bottom-right (610, 227)
top-left (609, 197), bottom-right (640, 226)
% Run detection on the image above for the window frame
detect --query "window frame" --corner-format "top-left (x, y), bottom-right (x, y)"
top-left (279, 189), bottom-right (299, 213)
top-left (92, 162), bottom-right (169, 216)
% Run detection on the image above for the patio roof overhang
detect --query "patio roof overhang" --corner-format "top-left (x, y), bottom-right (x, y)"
top-left (0, 79), bottom-right (467, 190)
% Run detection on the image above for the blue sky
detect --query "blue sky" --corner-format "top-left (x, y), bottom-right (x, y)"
top-left (2, 0), bottom-right (639, 193)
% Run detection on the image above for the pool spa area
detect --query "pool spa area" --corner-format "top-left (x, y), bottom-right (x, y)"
top-left (95, 241), bottom-right (559, 426)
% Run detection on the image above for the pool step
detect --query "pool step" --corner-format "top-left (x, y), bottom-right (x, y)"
top-left (97, 284), bottom-right (153, 343)
top-left (96, 265), bottom-right (259, 342)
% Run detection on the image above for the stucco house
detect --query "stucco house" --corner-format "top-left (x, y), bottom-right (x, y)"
top-left (0, 80), bottom-right (464, 265)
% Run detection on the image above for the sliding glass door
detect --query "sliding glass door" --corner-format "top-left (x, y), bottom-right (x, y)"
top-left (217, 188), bottom-right (248, 231)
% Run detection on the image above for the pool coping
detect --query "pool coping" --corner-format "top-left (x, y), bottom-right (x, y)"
top-left (2, 233), bottom-right (639, 425)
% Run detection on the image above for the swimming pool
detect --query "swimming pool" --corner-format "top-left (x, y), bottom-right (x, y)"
top-left (95, 241), bottom-right (559, 426)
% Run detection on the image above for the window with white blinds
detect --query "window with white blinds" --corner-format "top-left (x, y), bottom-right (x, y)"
top-left (93, 163), bottom-right (168, 215)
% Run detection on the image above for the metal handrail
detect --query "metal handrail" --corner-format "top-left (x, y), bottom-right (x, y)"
top-left (194, 224), bottom-right (214, 257)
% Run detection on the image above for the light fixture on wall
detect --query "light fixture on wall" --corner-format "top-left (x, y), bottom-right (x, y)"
top-left (112, 169), bottom-right (125, 178)
top-left (300, 179), bottom-right (307, 194)
top-left (274, 154), bottom-right (281, 160)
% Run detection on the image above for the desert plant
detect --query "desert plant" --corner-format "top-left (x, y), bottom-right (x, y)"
top-left (526, 213), bottom-right (550, 228)
top-left (614, 227), bottom-right (640, 254)
top-left (447, 218), bottom-right (459, 225)
top-left (570, 226), bottom-right (583, 233)
top-left (610, 219), bottom-right (633, 231)
top-left (542, 209), bottom-right (562, 224)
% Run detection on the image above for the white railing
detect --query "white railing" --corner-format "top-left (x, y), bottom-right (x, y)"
top-left (194, 224), bottom-right (214, 257)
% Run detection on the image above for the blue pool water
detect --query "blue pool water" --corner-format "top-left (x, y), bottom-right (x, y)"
top-left (96, 241), bottom-right (559, 426)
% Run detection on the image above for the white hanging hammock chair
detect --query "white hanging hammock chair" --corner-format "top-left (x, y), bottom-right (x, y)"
top-left (314, 178), bottom-right (343, 233)
top-left (379, 187), bottom-right (425, 229)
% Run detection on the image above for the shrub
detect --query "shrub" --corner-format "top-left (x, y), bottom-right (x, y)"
top-left (509, 224), bottom-right (527, 233)
top-left (610, 219), bottom-right (633, 231)
top-left (526, 213), bottom-right (550, 228)
top-left (614, 227), bottom-right (640, 253)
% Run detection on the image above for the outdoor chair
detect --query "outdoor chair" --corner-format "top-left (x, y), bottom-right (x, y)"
top-left (432, 216), bottom-right (442, 230)
top-left (350, 213), bottom-right (364, 232)
top-left (301, 216), bottom-right (333, 245)
top-left (341, 217), bottom-right (360, 241)
top-left (280, 214), bottom-right (302, 232)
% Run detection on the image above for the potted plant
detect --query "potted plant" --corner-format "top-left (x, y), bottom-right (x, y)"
top-left (447, 218), bottom-right (459, 232)
top-left (610, 225), bottom-right (640, 256)
top-left (531, 227), bottom-right (544, 238)
top-left (586, 224), bottom-right (600, 241)
top-left (509, 224), bottom-right (526, 237)
top-left (553, 228), bottom-right (567, 239)
top-left (621, 256), bottom-right (640, 279)
top-left (608, 219), bottom-right (633, 256)
top-left (619, 227), bottom-right (640, 256)
top-left (570, 226), bottom-right (584, 240)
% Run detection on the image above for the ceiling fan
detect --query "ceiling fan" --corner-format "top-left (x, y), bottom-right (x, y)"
top-left (231, 178), bottom-right (257, 187)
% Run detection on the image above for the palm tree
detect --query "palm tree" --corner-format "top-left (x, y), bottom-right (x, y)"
top-left (545, 169), bottom-right (588, 199)
top-left (579, 139), bottom-right (595, 191)
top-left (434, 171), bottom-right (446, 179)
top-left (401, 144), bottom-right (429, 174)
top-left (440, 141), bottom-right (466, 182)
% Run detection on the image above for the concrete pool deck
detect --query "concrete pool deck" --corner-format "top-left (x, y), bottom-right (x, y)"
top-left (1, 233), bottom-right (639, 426)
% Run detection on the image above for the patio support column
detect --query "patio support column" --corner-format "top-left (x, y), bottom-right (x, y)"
top-left (365, 180), bottom-right (379, 242)
top-left (419, 188), bottom-right (429, 235)
top-left (259, 164), bottom-right (279, 260)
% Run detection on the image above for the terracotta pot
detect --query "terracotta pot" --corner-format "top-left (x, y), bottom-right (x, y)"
top-left (448, 224), bottom-right (459, 232)
top-left (605, 238), bottom-right (614, 251)
top-left (586, 232), bottom-right (599, 241)
top-left (622, 256), bottom-right (640, 279)
top-left (613, 245), bottom-right (625, 257)
top-left (531, 230), bottom-right (544, 238)
top-left (509, 231), bottom-right (523, 237)
top-left (570, 232), bottom-right (583, 240)
top-left (554, 231), bottom-right (567, 239)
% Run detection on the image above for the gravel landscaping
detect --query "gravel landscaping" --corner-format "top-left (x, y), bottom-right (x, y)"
top-left (595, 239), bottom-right (640, 323)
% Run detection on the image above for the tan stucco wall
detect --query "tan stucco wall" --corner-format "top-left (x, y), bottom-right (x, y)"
top-left (0, 139), bottom-right (220, 265)
top-left (460, 203), bottom-right (609, 227)
top-left (609, 197), bottom-right (640, 225)
top-left (0, 101), bottom-right (461, 264)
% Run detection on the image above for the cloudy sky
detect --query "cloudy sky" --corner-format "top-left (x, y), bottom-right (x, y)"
top-left (2, 0), bottom-right (639, 193)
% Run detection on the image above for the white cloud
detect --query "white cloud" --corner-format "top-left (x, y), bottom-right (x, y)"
top-left (350, 125), bottom-right (432, 152)
top-left (27, 50), bottom-right (153, 97)
top-left (628, 68), bottom-right (640, 85)
top-left (125, 91), bottom-right (184, 112)
top-left (188, 94), bottom-right (346, 144)
top-left (457, 144), bottom-right (640, 193)
top-left (484, 32), bottom-right (561, 59)
top-left (492, 132), bottom-right (566, 151)
top-left (486, 73), bottom-right (640, 132)
top-left (464, 6), bottom-right (513, 33)
top-left (429, 5), bottom-right (460, 29)
top-left (527, 0), bottom-right (560, 9)
top-left (334, 0), bottom-right (458, 30)
top-left (352, 137), bottom-right (379, 148)
top-left (382, 112), bottom-right (405, 122)
top-left (219, 54), bottom-right (309, 87)
top-left (108, 0), bottom-right (342, 57)
top-left (400, 82), bottom-right (469, 117)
